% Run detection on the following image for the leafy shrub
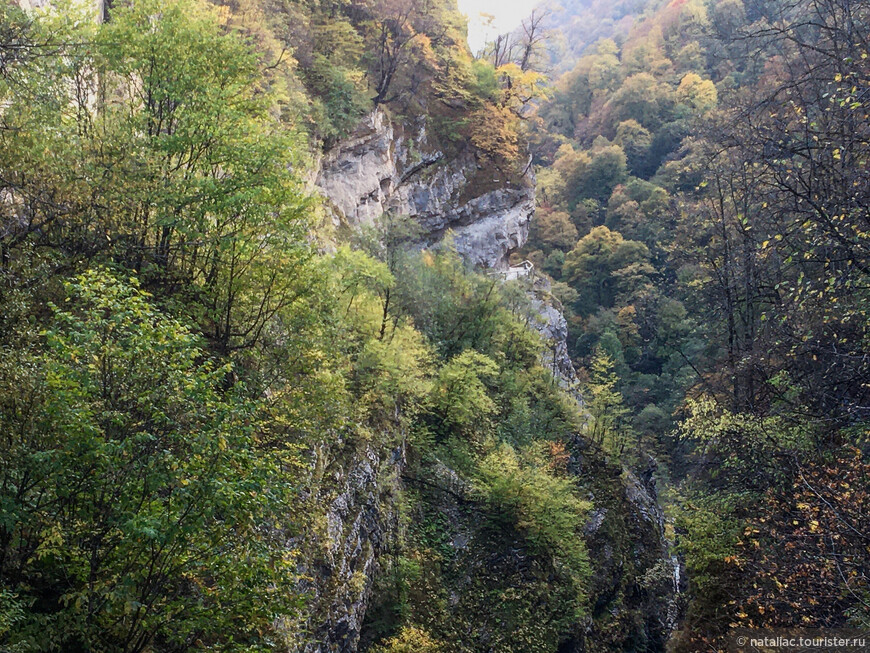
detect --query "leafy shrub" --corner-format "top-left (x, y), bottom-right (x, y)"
top-left (302, 53), bottom-right (369, 143)
top-left (0, 270), bottom-right (302, 651)
top-left (475, 442), bottom-right (592, 613)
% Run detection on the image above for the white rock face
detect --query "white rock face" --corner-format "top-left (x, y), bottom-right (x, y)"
top-left (531, 294), bottom-right (581, 396)
top-left (315, 111), bottom-right (397, 227)
top-left (315, 110), bottom-right (535, 270)
top-left (17, 0), bottom-right (105, 17)
top-left (316, 110), bottom-right (578, 391)
top-left (507, 269), bottom-right (583, 401)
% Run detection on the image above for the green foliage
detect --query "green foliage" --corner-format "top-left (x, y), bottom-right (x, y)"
top-left (547, 144), bottom-right (593, 213)
top-left (678, 398), bottom-right (816, 489)
top-left (527, 209), bottom-right (578, 255)
top-left (430, 350), bottom-right (499, 439)
top-left (323, 245), bottom-right (435, 432)
top-left (2, 0), bottom-right (314, 355)
top-left (607, 73), bottom-right (675, 132)
top-left (390, 246), bottom-right (514, 360)
top-left (614, 119), bottom-right (652, 175)
top-left (371, 626), bottom-right (446, 653)
top-left (583, 141), bottom-right (629, 203)
top-left (675, 491), bottom-right (744, 615)
top-left (301, 53), bottom-right (370, 143)
top-left (541, 249), bottom-right (567, 279)
top-left (0, 590), bottom-right (27, 653)
top-left (470, 59), bottom-right (501, 102)
top-left (562, 226), bottom-right (653, 315)
top-left (675, 41), bottom-right (706, 74)
top-left (676, 72), bottom-right (717, 112)
top-left (606, 178), bottom-right (672, 250)
top-left (634, 403), bottom-right (669, 437)
top-left (0, 270), bottom-right (302, 651)
top-left (356, 325), bottom-right (435, 420)
top-left (584, 349), bottom-right (635, 460)
top-left (584, 40), bottom-right (623, 92)
top-left (546, 142), bottom-right (629, 209)
top-left (475, 442), bottom-right (592, 612)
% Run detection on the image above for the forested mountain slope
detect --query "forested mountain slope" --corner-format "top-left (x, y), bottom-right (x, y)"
top-left (536, 0), bottom-right (666, 74)
top-left (519, 0), bottom-right (870, 648)
top-left (0, 0), bottom-right (868, 651)
top-left (0, 0), bottom-right (677, 651)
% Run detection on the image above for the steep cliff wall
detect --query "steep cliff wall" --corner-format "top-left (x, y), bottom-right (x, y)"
top-left (298, 440), bottom-right (404, 653)
top-left (569, 438), bottom-right (682, 651)
top-left (357, 440), bottom-right (679, 653)
top-left (516, 269), bottom-right (584, 402)
top-left (315, 111), bottom-right (534, 271)
top-left (301, 112), bottom-right (543, 652)
top-left (301, 112), bottom-right (575, 652)
top-left (304, 110), bottom-right (678, 652)
top-left (315, 109), bottom-right (578, 393)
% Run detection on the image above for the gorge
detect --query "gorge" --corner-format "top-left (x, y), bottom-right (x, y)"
top-left (304, 107), bottom-right (680, 651)
top-left (1, 0), bottom-right (868, 651)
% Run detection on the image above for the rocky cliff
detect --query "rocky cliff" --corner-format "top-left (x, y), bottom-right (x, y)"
top-left (521, 269), bottom-right (585, 402)
top-left (300, 111), bottom-right (544, 652)
top-left (315, 110), bottom-right (534, 271)
top-left (303, 110), bottom-right (678, 652)
top-left (353, 438), bottom-right (680, 653)
top-left (315, 110), bottom-right (579, 393)
top-left (297, 439), bottom-right (404, 653)
top-left (567, 437), bottom-right (682, 652)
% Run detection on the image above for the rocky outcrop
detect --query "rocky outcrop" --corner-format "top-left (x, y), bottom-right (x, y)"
top-left (316, 110), bottom-right (574, 386)
top-left (302, 110), bottom-right (538, 653)
top-left (306, 110), bottom-right (679, 653)
top-left (532, 297), bottom-right (577, 389)
top-left (500, 263), bottom-right (583, 401)
top-left (525, 272), bottom-right (583, 400)
top-left (356, 445), bottom-right (679, 653)
top-left (566, 438), bottom-right (681, 652)
top-left (298, 440), bottom-right (404, 653)
top-left (315, 111), bottom-right (535, 270)
top-left (314, 111), bottom-right (398, 228)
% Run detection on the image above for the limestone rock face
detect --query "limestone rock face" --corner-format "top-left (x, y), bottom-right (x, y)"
top-left (315, 111), bottom-right (397, 228)
top-left (315, 110), bottom-right (534, 270)
top-left (499, 265), bottom-right (582, 400)
top-left (301, 112), bottom-right (539, 651)
top-left (565, 438), bottom-right (682, 652)
top-left (440, 188), bottom-right (534, 270)
top-left (299, 440), bottom-right (404, 653)
top-left (532, 298), bottom-right (576, 385)
top-left (352, 449), bottom-right (679, 653)
top-left (526, 275), bottom-right (583, 400)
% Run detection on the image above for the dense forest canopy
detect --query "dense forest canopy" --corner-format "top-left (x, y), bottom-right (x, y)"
top-left (0, 0), bottom-right (868, 650)
top-left (518, 0), bottom-right (870, 647)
